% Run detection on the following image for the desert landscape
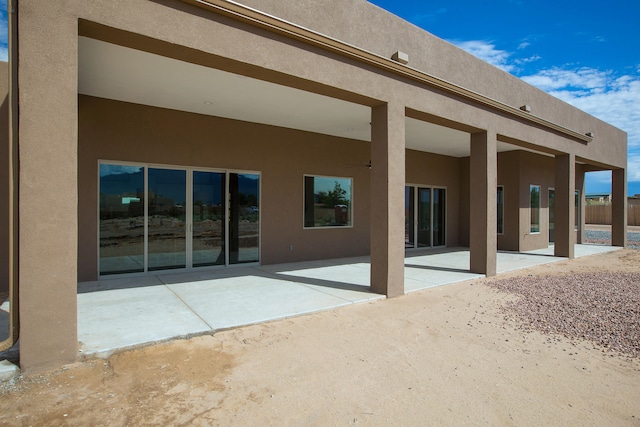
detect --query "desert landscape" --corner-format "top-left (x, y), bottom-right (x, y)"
top-left (1, 247), bottom-right (639, 425)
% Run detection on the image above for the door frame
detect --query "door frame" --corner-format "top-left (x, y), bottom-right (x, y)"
top-left (97, 160), bottom-right (261, 278)
top-left (548, 187), bottom-right (555, 244)
top-left (405, 184), bottom-right (447, 250)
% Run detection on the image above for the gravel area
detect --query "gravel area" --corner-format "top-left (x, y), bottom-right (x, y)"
top-left (584, 229), bottom-right (640, 249)
top-left (487, 272), bottom-right (640, 358)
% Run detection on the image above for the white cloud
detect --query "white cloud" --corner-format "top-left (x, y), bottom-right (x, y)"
top-left (523, 67), bottom-right (640, 150)
top-left (628, 154), bottom-right (640, 182)
top-left (452, 39), bottom-right (540, 73)
top-left (453, 37), bottom-right (640, 190)
top-left (524, 66), bottom-right (640, 191)
top-left (521, 67), bottom-right (610, 91)
top-left (451, 40), bottom-right (515, 72)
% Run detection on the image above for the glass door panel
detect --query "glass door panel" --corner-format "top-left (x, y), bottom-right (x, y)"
top-left (192, 171), bottom-right (226, 267)
top-left (148, 168), bottom-right (186, 271)
top-left (549, 189), bottom-right (555, 243)
top-left (433, 188), bottom-right (446, 246)
top-left (99, 164), bottom-right (145, 275)
top-left (229, 173), bottom-right (260, 264)
top-left (417, 188), bottom-right (431, 247)
top-left (405, 186), bottom-right (415, 248)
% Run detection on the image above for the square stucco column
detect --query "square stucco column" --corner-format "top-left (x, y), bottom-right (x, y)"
top-left (17, 5), bottom-right (79, 372)
top-left (611, 168), bottom-right (627, 247)
top-left (370, 103), bottom-right (405, 297)
top-left (470, 131), bottom-right (497, 276)
top-left (554, 153), bottom-right (575, 259)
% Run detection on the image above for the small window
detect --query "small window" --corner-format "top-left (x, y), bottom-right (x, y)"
top-left (497, 186), bottom-right (504, 235)
top-left (304, 176), bottom-right (352, 228)
top-left (530, 185), bottom-right (540, 233)
top-left (575, 190), bottom-right (580, 231)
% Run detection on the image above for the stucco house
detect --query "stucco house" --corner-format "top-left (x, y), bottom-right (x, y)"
top-left (1, 0), bottom-right (628, 372)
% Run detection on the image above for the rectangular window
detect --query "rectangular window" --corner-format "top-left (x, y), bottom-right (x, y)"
top-left (575, 190), bottom-right (580, 231)
top-left (304, 175), bottom-right (352, 228)
top-left (530, 185), bottom-right (540, 233)
top-left (497, 186), bottom-right (504, 235)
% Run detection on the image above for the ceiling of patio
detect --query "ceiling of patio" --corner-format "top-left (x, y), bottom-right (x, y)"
top-left (78, 37), bottom-right (524, 158)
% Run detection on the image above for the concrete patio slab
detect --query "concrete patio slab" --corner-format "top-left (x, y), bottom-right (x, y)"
top-left (69, 244), bottom-right (621, 359)
top-left (77, 285), bottom-right (211, 357)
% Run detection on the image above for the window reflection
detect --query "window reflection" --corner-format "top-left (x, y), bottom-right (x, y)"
top-left (99, 164), bottom-right (145, 275)
top-left (304, 176), bottom-right (352, 228)
top-left (148, 168), bottom-right (186, 271)
top-left (193, 171), bottom-right (225, 267)
top-left (229, 173), bottom-right (260, 264)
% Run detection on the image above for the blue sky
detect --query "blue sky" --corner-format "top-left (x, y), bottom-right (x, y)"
top-left (0, 1), bottom-right (637, 195)
top-left (369, 0), bottom-right (640, 196)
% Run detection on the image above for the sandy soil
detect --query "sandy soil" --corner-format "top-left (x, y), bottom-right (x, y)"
top-left (1, 250), bottom-right (640, 426)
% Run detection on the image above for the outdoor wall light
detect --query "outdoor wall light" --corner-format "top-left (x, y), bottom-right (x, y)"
top-left (392, 51), bottom-right (409, 65)
top-left (586, 132), bottom-right (594, 138)
top-left (520, 105), bottom-right (532, 113)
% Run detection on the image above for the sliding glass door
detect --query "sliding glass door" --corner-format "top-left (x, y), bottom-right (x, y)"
top-left (229, 173), bottom-right (260, 264)
top-left (148, 168), bottom-right (187, 271)
top-left (405, 185), bottom-right (446, 249)
top-left (99, 165), bottom-right (145, 275)
top-left (99, 163), bottom-right (260, 276)
top-left (192, 171), bottom-right (225, 267)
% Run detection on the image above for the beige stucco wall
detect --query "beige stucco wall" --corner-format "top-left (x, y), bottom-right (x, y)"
top-left (68, 0), bottom-right (625, 170)
top-left (78, 96), bottom-right (463, 282)
top-left (497, 151), bottom-right (521, 251)
top-left (16, 0), bottom-right (627, 371)
top-left (405, 149), bottom-right (461, 248)
top-left (78, 96), bottom-right (371, 280)
top-left (0, 61), bottom-right (8, 295)
top-left (237, 0), bottom-right (626, 169)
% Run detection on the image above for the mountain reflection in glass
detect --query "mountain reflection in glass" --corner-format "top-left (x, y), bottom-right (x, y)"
top-left (192, 171), bottom-right (225, 267)
top-left (99, 164), bottom-right (145, 275)
top-left (148, 168), bottom-right (186, 271)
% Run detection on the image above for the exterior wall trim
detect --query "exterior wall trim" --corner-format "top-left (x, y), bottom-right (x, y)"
top-left (181, 0), bottom-right (593, 144)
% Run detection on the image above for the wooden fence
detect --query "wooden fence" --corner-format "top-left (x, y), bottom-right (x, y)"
top-left (585, 204), bottom-right (640, 226)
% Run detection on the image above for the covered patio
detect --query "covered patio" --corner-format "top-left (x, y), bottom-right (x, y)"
top-left (73, 244), bottom-right (619, 358)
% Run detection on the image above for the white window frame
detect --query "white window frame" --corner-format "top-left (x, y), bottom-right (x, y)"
top-left (530, 184), bottom-right (541, 234)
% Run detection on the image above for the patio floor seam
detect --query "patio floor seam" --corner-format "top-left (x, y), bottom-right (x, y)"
top-left (157, 275), bottom-right (215, 332)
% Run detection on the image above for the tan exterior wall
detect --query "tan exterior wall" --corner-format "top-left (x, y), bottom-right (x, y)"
top-left (15, 0), bottom-right (628, 371)
top-left (457, 157), bottom-right (470, 248)
top-left (497, 151), bottom-right (521, 251)
top-left (67, 0), bottom-right (624, 169)
top-left (0, 62), bottom-right (8, 295)
top-left (78, 96), bottom-right (465, 282)
top-left (405, 149), bottom-right (461, 248)
top-left (78, 96), bottom-right (373, 281)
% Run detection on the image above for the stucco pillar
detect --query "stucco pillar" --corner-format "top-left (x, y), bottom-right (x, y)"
top-left (370, 102), bottom-right (405, 297)
top-left (554, 153), bottom-right (575, 258)
top-left (17, 4), bottom-right (78, 372)
top-left (611, 168), bottom-right (627, 247)
top-left (469, 130), bottom-right (497, 276)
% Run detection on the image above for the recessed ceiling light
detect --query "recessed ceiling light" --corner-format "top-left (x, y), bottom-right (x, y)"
top-left (203, 101), bottom-right (213, 105)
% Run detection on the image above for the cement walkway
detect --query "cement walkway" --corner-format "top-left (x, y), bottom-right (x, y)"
top-left (0, 244), bottom-right (621, 370)
top-left (74, 244), bottom-right (617, 358)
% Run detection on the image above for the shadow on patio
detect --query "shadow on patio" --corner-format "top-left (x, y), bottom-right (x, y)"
top-left (75, 244), bottom-right (620, 358)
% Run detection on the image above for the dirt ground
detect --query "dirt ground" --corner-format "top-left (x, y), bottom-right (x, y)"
top-left (1, 250), bottom-right (640, 426)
